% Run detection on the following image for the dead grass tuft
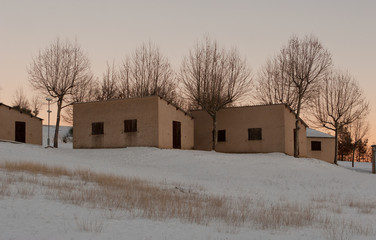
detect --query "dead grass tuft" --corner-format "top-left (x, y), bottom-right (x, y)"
top-left (0, 182), bottom-right (11, 197)
top-left (346, 199), bottom-right (376, 214)
top-left (75, 217), bottom-right (104, 233)
top-left (252, 202), bottom-right (316, 229)
top-left (321, 216), bottom-right (373, 240)
top-left (16, 185), bottom-right (35, 198)
top-left (0, 161), bottom-right (71, 177)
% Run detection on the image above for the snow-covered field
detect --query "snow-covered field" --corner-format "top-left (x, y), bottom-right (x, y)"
top-left (1, 134), bottom-right (376, 239)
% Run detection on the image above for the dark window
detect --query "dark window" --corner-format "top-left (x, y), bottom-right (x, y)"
top-left (217, 130), bottom-right (226, 142)
top-left (248, 128), bottom-right (262, 140)
top-left (124, 119), bottom-right (137, 132)
top-left (311, 141), bottom-right (321, 151)
top-left (92, 122), bottom-right (104, 135)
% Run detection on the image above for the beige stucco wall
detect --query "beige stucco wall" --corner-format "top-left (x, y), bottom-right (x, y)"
top-left (73, 97), bottom-right (159, 149)
top-left (73, 96), bottom-right (194, 149)
top-left (157, 98), bottom-right (194, 149)
top-left (307, 137), bottom-right (335, 164)
top-left (190, 110), bottom-right (213, 151)
top-left (192, 105), bottom-right (288, 153)
top-left (283, 107), bottom-right (307, 157)
top-left (0, 104), bottom-right (43, 145)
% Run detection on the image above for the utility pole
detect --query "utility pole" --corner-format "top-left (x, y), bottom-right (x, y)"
top-left (46, 98), bottom-right (52, 148)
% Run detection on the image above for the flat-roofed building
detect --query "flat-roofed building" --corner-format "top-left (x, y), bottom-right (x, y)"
top-left (73, 96), bottom-right (194, 149)
top-left (191, 104), bottom-right (308, 157)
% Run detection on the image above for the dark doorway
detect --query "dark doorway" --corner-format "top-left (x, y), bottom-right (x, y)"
top-left (172, 121), bottom-right (181, 149)
top-left (15, 121), bottom-right (26, 143)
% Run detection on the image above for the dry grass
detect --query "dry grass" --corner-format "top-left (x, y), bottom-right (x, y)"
top-left (0, 182), bottom-right (11, 197)
top-left (0, 161), bottom-right (71, 177)
top-left (251, 202), bottom-right (316, 230)
top-left (346, 199), bottom-right (376, 214)
top-left (16, 185), bottom-right (35, 198)
top-left (311, 193), bottom-right (376, 215)
top-left (75, 217), bottom-right (104, 233)
top-left (0, 161), bottom-right (253, 227)
top-left (0, 161), bottom-right (374, 236)
top-left (321, 216), bottom-right (373, 240)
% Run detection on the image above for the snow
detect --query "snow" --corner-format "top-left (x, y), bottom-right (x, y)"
top-left (306, 128), bottom-right (334, 138)
top-left (43, 125), bottom-right (72, 148)
top-left (1, 138), bottom-right (376, 239)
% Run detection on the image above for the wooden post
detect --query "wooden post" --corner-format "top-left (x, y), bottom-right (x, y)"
top-left (372, 145), bottom-right (376, 174)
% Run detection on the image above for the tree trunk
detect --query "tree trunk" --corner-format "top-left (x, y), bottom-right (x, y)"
top-left (294, 118), bottom-right (300, 158)
top-left (54, 99), bottom-right (62, 148)
top-left (334, 129), bottom-right (338, 165)
top-left (294, 99), bottom-right (302, 158)
top-left (352, 147), bottom-right (356, 167)
top-left (211, 113), bottom-right (217, 151)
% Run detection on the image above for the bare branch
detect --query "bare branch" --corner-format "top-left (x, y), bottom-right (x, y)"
top-left (311, 70), bottom-right (369, 164)
top-left (255, 35), bottom-right (332, 157)
top-left (180, 36), bottom-right (252, 150)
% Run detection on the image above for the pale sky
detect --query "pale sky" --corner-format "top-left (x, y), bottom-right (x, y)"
top-left (0, 0), bottom-right (375, 144)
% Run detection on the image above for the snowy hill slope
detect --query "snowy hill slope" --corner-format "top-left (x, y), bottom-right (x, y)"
top-left (0, 142), bottom-right (375, 239)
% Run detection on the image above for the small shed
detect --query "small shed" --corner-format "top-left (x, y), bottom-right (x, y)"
top-left (73, 96), bottom-right (194, 149)
top-left (0, 103), bottom-right (43, 145)
top-left (306, 128), bottom-right (335, 163)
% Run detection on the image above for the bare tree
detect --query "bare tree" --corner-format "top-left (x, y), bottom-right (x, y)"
top-left (349, 119), bottom-right (369, 167)
top-left (118, 57), bottom-right (131, 99)
top-left (95, 61), bottom-right (119, 101)
top-left (118, 42), bottom-right (177, 103)
top-left (63, 78), bottom-right (97, 124)
top-left (180, 37), bottom-right (251, 150)
top-left (28, 38), bottom-right (93, 148)
top-left (255, 58), bottom-right (299, 111)
top-left (255, 35), bottom-right (332, 157)
top-left (12, 88), bottom-right (30, 112)
top-left (312, 71), bottom-right (369, 164)
top-left (30, 95), bottom-right (43, 117)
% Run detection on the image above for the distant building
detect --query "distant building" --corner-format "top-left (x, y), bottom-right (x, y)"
top-left (73, 96), bottom-right (194, 149)
top-left (191, 104), bottom-right (309, 157)
top-left (306, 128), bottom-right (335, 164)
top-left (0, 103), bottom-right (43, 145)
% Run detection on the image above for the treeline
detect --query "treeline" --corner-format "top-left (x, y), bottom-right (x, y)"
top-left (11, 35), bottom-right (369, 164)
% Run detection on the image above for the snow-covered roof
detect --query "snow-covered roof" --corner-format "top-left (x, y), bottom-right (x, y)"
top-left (306, 128), bottom-right (334, 138)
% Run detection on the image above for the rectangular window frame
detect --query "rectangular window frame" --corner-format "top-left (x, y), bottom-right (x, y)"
top-left (92, 122), bottom-right (104, 135)
top-left (124, 119), bottom-right (137, 133)
top-left (248, 128), bottom-right (262, 140)
top-left (311, 141), bottom-right (322, 151)
top-left (217, 129), bottom-right (226, 142)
